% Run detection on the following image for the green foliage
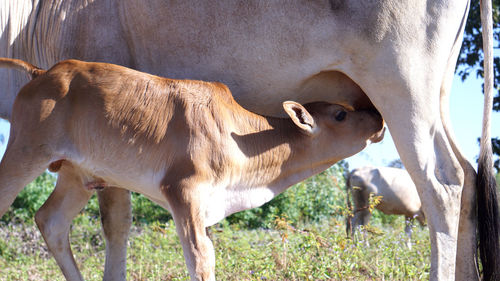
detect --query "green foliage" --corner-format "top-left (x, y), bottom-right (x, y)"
top-left (130, 192), bottom-right (172, 224)
top-left (225, 162), bottom-right (349, 228)
top-left (458, 0), bottom-right (500, 105)
top-left (458, 0), bottom-right (500, 168)
top-left (1, 161), bottom-right (393, 230)
top-left (387, 158), bottom-right (404, 169)
top-left (1, 160), bottom-right (426, 238)
top-left (75, 192), bottom-right (173, 225)
top-left (78, 162), bottom-right (355, 228)
top-left (368, 193), bottom-right (382, 213)
top-left (493, 139), bottom-right (500, 171)
top-left (79, 194), bottom-right (100, 220)
top-left (0, 172), bottom-right (172, 225)
top-left (1, 172), bottom-right (55, 224)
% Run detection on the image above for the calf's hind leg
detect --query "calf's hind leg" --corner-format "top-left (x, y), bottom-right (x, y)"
top-left (36, 170), bottom-right (131, 281)
top-left (35, 165), bottom-right (93, 281)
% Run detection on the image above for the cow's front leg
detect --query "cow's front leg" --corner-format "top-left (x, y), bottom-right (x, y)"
top-left (370, 92), bottom-right (468, 280)
top-left (163, 182), bottom-right (216, 281)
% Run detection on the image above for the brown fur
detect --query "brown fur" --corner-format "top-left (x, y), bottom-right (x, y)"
top-left (0, 58), bottom-right (384, 280)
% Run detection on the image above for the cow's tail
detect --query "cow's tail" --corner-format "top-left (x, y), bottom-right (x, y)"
top-left (345, 170), bottom-right (354, 237)
top-left (0, 58), bottom-right (45, 79)
top-left (477, 0), bottom-right (499, 280)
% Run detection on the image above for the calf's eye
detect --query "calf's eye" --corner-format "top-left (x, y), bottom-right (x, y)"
top-left (334, 110), bottom-right (347, 121)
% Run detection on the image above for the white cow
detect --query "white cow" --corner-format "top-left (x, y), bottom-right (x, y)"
top-left (0, 57), bottom-right (385, 281)
top-left (346, 166), bottom-right (426, 248)
top-left (0, 1), bottom-right (497, 280)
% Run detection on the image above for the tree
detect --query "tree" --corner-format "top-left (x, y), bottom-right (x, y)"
top-left (457, 0), bottom-right (500, 170)
top-left (387, 159), bottom-right (404, 169)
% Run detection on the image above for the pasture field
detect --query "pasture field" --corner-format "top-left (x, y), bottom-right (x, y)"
top-left (0, 164), bottom-right (436, 280)
top-left (0, 214), bottom-right (430, 281)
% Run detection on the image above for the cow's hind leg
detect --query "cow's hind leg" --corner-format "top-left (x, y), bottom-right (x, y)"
top-left (404, 217), bottom-right (414, 250)
top-left (352, 209), bottom-right (371, 246)
top-left (351, 187), bottom-right (371, 244)
top-left (97, 187), bottom-right (132, 281)
top-left (35, 165), bottom-right (93, 281)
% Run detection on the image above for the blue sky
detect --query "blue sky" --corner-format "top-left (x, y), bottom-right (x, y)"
top-left (0, 69), bottom-right (499, 171)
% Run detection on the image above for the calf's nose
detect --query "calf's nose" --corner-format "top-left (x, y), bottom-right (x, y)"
top-left (364, 109), bottom-right (385, 143)
top-left (369, 126), bottom-right (386, 143)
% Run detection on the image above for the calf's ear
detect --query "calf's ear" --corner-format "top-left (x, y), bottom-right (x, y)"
top-left (282, 101), bottom-right (317, 136)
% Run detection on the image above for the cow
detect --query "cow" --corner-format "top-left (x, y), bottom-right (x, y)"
top-left (0, 58), bottom-right (385, 281)
top-left (0, 1), bottom-right (496, 280)
top-left (346, 166), bottom-right (426, 249)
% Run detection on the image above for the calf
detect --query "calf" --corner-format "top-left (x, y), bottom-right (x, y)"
top-left (346, 166), bottom-right (425, 248)
top-left (0, 58), bottom-right (384, 280)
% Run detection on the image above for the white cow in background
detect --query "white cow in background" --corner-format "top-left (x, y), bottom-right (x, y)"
top-left (346, 166), bottom-right (426, 249)
top-left (0, 0), bottom-right (497, 280)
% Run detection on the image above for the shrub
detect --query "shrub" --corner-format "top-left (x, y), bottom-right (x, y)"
top-left (78, 191), bottom-right (172, 225)
top-left (224, 161), bottom-right (350, 228)
top-left (2, 160), bottom-right (420, 230)
top-left (81, 162), bottom-right (351, 227)
top-left (0, 170), bottom-right (172, 225)
top-left (131, 192), bottom-right (172, 224)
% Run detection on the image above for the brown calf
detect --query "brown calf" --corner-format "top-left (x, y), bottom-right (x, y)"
top-left (0, 58), bottom-right (384, 280)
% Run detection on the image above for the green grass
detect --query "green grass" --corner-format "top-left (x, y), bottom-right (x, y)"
top-left (0, 163), bottom-right (434, 280)
top-left (0, 214), bottom-right (430, 281)
top-left (0, 166), bottom-right (496, 280)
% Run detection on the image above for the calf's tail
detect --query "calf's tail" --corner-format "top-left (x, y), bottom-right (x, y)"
top-left (477, 0), bottom-right (500, 280)
top-left (0, 58), bottom-right (45, 79)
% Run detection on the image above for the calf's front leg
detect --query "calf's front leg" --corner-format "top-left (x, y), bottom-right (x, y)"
top-left (164, 182), bottom-right (216, 281)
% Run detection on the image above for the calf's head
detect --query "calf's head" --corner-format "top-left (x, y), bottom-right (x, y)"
top-left (283, 101), bottom-right (385, 161)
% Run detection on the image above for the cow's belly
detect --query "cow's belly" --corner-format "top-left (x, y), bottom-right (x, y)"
top-left (117, 1), bottom-right (375, 117)
top-left (377, 200), bottom-right (420, 216)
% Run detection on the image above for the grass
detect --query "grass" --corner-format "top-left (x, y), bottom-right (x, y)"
top-left (1, 167), bottom-right (498, 279)
top-left (0, 164), bottom-right (434, 280)
top-left (0, 213), bottom-right (430, 281)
